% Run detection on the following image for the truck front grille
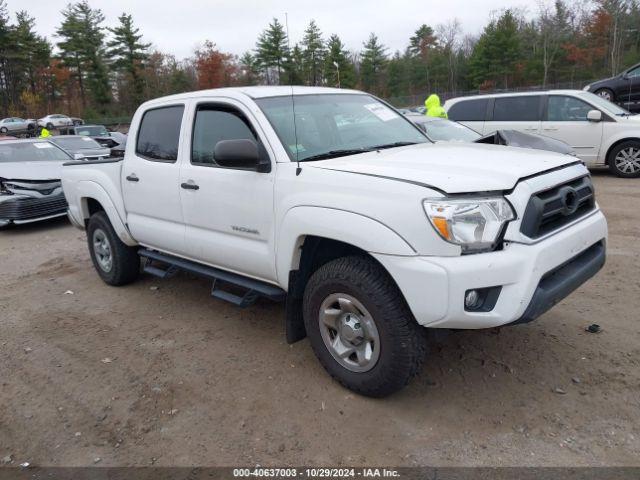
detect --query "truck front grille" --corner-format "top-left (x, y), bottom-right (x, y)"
top-left (0, 194), bottom-right (68, 221)
top-left (520, 175), bottom-right (595, 239)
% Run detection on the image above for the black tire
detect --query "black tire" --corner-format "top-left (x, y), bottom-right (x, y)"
top-left (0, 127), bottom-right (7, 134)
top-left (46, 123), bottom-right (54, 130)
top-left (87, 211), bottom-right (140, 285)
top-left (595, 88), bottom-right (615, 102)
top-left (303, 256), bottom-right (427, 397)
top-left (608, 140), bottom-right (640, 178)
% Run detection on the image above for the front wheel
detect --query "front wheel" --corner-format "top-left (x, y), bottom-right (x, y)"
top-left (595, 88), bottom-right (615, 102)
top-left (303, 256), bottom-right (427, 397)
top-left (87, 211), bottom-right (140, 285)
top-left (0, 127), bottom-right (7, 134)
top-left (608, 140), bottom-right (640, 178)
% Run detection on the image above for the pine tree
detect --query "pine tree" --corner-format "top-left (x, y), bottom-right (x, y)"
top-left (301, 20), bottom-right (325, 85)
top-left (360, 33), bottom-right (387, 94)
top-left (107, 13), bottom-right (150, 109)
top-left (239, 52), bottom-right (261, 85)
top-left (324, 34), bottom-right (355, 88)
top-left (57, 1), bottom-right (111, 109)
top-left (255, 18), bottom-right (289, 85)
top-left (469, 9), bottom-right (522, 89)
top-left (11, 11), bottom-right (50, 97)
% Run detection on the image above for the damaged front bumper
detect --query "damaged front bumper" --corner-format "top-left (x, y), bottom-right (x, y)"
top-left (0, 179), bottom-right (68, 226)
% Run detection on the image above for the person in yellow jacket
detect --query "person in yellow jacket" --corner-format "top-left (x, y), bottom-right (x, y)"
top-left (38, 126), bottom-right (51, 138)
top-left (424, 94), bottom-right (448, 119)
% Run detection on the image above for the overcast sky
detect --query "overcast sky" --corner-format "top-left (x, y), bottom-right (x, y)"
top-left (5, 0), bottom-right (537, 59)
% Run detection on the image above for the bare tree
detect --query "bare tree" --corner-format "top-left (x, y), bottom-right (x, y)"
top-left (436, 19), bottom-right (462, 91)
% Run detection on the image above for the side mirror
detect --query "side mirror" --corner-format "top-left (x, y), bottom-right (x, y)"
top-left (214, 139), bottom-right (268, 172)
top-left (587, 110), bottom-right (602, 122)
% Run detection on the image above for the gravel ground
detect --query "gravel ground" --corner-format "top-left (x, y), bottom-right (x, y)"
top-left (0, 171), bottom-right (638, 467)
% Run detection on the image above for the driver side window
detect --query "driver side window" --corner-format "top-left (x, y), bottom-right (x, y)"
top-left (191, 105), bottom-right (266, 167)
top-left (547, 96), bottom-right (593, 121)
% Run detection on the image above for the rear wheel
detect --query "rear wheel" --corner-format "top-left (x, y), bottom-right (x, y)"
top-left (87, 211), bottom-right (140, 285)
top-left (595, 88), bottom-right (615, 102)
top-left (608, 140), bottom-right (640, 178)
top-left (303, 256), bottom-right (427, 397)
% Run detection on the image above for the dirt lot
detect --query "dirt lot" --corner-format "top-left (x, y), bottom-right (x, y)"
top-left (0, 171), bottom-right (639, 467)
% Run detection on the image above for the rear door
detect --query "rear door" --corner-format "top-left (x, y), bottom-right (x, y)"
top-left (486, 95), bottom-right (543, 135)
top-left (122, 104), bottom-right (188, 255)
top-left (541, 94), bottom-right (603, 166)
top-left (179, 99), bottom-right (276, 282)
top-left (446, 97), bottom-right (489, 133)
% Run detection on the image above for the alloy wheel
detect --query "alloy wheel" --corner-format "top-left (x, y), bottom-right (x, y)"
top-left (318, 293), bottom-right (380, 373)
top-left (92, 228), bottom-right (113, 272)
top-left (614, 147), bottom-right (640, 174)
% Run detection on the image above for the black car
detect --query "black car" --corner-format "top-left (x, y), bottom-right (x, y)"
top-left (584, 63), bottom-right (640, 110)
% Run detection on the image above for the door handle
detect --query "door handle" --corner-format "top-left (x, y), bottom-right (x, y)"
top-left (543, 128), bottom-right (559, 131)
top-left (181, 182), bottom-right (199, 190)
top-left (126, 174), bottom-right (139, 182)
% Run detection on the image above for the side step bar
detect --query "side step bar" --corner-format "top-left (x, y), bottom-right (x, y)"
top-left (139, 249), bottom-right (286, 307)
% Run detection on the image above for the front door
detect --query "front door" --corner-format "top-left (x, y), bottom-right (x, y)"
top-left (179, 100), bottom-right (276, 282)
top-left (542, 95), bottom-right (604, 166)
top-left (122, 104), bottom-right (188, 255)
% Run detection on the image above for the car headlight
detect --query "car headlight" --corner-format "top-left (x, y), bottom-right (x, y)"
top-left (423, 197), bottom-right (515, 253)
top-left (583, 84), bottom-right (591, 91)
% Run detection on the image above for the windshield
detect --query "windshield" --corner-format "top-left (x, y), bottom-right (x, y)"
top-left (76, 125), bottom-right (109, 136)
top-left (581, 92), bottom-right (631, 116)
top-left (419, 118), bottom-right (480, 142)
top-left (256, 94), bottom-right (429, 161)
top-left (54, 137), bottom-right (102, 149)
top-left (0, 141), bottom-right (71, 163)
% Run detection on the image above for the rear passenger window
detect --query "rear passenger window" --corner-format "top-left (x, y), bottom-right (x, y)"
top-left (191, 106), bottom-right (261, 166)
top-left (448, 98), bottom-right (488, 121)
top-left (136, 105), bottom-right (184, 162)
top-left (493, 96), bottom-right (541, 121)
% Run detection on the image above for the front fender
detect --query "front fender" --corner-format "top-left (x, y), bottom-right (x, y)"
top-left (276, 206), bottom-right (416, 287)
top-left (74, 181), bottom-right (137, 246)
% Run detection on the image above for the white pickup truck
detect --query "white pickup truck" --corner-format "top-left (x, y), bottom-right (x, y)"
top-left (62, 86), bottom-right (607, 397)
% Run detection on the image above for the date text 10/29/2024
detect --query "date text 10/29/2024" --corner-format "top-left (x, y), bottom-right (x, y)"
top-left (233, 468), bottom-right (400, 478)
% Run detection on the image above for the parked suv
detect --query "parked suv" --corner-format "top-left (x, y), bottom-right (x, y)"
top-left (445, 90), bottom-right (640, 177)
top-left (584, 62), bottom-right (640, 108)
top-left (62, 87), bottom-right (607, 397)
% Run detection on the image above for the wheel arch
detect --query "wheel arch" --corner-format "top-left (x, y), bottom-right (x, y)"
top-left (605, 136), bottom-right (640, 165)
top-left (279, 207), bottom-right (417, 344)
top-left (74, 183), bottom-right (137, 246)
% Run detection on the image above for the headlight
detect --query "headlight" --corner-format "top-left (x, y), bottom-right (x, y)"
top-left (423, 197), bottom-right (515, 253)
top-left (583, 84), bottom-right (591, 91)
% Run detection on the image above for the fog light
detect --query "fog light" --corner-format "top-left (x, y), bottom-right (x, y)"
top-left (465, 289), bottom-right (480, 309)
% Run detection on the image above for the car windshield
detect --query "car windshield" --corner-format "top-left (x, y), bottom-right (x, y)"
top-left (54, 137), bottom-right (102, 149)
top-left (256, 94), bottom-right (429, 161)
top-left (419, 118), bottom-right (480, 142)
top-left (0, 142), bottom-right (71, 162)
top-left (582, 92), bottom-right (631, 116)
top-left (76, 126), bottom-right (109, 136)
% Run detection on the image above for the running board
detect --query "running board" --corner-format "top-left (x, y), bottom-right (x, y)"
top-left (138, 249), bottom-right (286, 307)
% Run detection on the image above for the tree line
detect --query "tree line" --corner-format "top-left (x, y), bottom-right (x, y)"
top-left (1, 0), bottom-right (639, 119)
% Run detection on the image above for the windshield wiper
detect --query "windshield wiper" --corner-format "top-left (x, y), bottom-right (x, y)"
top-left (300, 148), bottom-right (372, 162)
top-left (369, 141), bottom-right (419, 150)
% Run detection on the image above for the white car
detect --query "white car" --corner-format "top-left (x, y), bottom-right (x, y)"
top-left (0, 117), bottom-right (36, 134)
top-left (37, 114), bottom-right (73, 129)
top-left (445, 90), bottom-right (640, 177)
top-left (61, 87), bottom-right (607, 396)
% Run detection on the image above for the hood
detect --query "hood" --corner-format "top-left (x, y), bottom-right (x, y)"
top-left (615, 113), bottom-right (640, 122)
top-left (0, 160), bottom-right (65, 181)
top-left (588, 76), bottom-right (618, 89)
top-left (308, 143), bottom-right (578, 194)
top-left (425, 94), bottom-right (441, 109)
